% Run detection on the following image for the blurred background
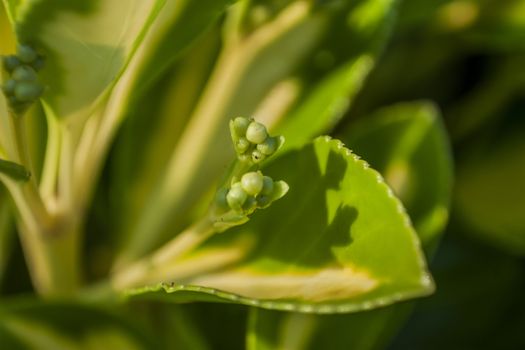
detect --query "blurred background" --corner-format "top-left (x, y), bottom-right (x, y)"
top-left (1, 0), bottom-right (525, 349)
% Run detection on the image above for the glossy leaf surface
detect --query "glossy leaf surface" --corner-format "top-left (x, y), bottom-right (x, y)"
top-left (127, 137), bottom-right (432, 313)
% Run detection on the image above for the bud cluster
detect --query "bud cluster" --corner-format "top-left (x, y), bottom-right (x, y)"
top-left (1, 44), bottom-right (45, 113)
top-left (230, 117), bottom-right (284, 164)
top-left (215, 171), bottom-right (289, 216)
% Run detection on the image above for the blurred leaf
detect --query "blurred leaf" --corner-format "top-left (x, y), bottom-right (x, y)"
top-left (3, 0), bottom-right (165, 119)
top-left (246, 102), bottom-right (453, 350)
top-left (128, 0), bottom-right (236, 99)
top-left (0, 187), bottom-right (14, 286)
top-left (127, 137), bottom-right (432, 313)
top-left (455, 130), bottom-right (525, 255)
top-left (0, 300), bottom-right (157, 349)
top-left (343, 101), bottom-right (453, 251)
top-left (389, 233), bottom-right (525, 349)
top-left (277, 0), bottom-right (398, 150)
top-left (114, 2), bottom-right (326, 266)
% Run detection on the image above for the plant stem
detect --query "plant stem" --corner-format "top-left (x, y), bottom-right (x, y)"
top-left (0, 176), bottom-right (81, 296)
top-left (112, 217), bottom-right (215, 290)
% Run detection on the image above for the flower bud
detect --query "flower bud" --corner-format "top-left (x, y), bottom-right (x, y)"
top-left (260, 176), bottom-right (274, 196)
top-left (236, 137), bottom-right (250, 153)
top-left (241, 171), bottom-right (264, 196)
top-left (233, 117), bottom-right (251, 137)
top-left (246, 121), bottom-right (268, 144)
top-left (2, 79), bottom-right (16, 95)
top-left (14, 81), bottom-right (43, 102)
top-left (2, 55), bottom-right (21, 72)
top-left (242, 196), bottom-right (257, 213)
top-left (226, 183), bottom-right (248, 210)
top-left (251, 150), bottom-right (266, 163)
top-left (12, 66), bottom-right (37, 82)
top-left (17, 44), bottom-right (38, 64)
top-left (256, 194), bottom-right (271, 208)
top-left (256, 136), bottom-right (277, 155)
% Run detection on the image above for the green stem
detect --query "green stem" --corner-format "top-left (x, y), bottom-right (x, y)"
top-left (0, 176), bottom-right (81, 297)
top-left (112, 217), bottom-right (215, 290)
top-left (17, 217), bottom-right (82, 297)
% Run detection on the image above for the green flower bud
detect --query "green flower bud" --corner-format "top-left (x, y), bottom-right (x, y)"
top-left (226, 183), bottom-right (248, 210)
top-left (246, 121), bottom-right (268, 144)
top-left (238, 153), bottom-right (251, 163)
top-left (251, 149), bottom-right (266, 163)
top-left (260, 176), bottom-right (274, 196)
top-left (31, 56), bottom-right (45, 71)
top-left (236, 137), bottom-right (250, 153)
top-left (256, 136), bottom-right (277, 155)
top-left (17, 44), bottom-right (38, 64)
top-left (233, 117), bottom-right (251, 137)
top-left (2, 79), bottom-right (16, 96)
top-left (241, 171), bottom-right (264, 196)
top-left (14, 81), bottom-right (43, 102)
top-left (2, 55), bottom-right (21, 72)
top-left (242, 196), bottom-right (257, 213)
top-left (256, 194), bottom-right (271, 208)
top-left (12, 66), bottom-right (37, 82)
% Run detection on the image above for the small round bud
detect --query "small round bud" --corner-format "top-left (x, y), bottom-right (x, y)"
top-left (256, 194), bottom-right (271, 208)
top-left (246, 121), bottom-right (268, 144)
top-left (31, 56), bottom-right (45, 71)
top-left (256, 136), bottom-right (277, 155)
top-left (226, 183), bottom-right (248, 210)
top-left (2, 79), bottom-right (16, 95)
top-left (261, 176), bottom-right (274, 196)
top-left (2, 55), bottom-right (21, 72)
top-left (238, 154), bottom-right (251, 163)
top-left (14, 81), bottom-right (43, 102)
top-left (233, 117), bottom-right (251, 137)
top-left (241, 171), bottom-right (264, 196)
top-left (236, 137), bottom-right (250, 153)
top-left (17, 44), bottom-right (38, 64)
top-left (12, 66), bottom-right (37, 82)
top-left (251, 150), bottom-right (266, 163)
top-left (242, 196), bottom-right (257, 213)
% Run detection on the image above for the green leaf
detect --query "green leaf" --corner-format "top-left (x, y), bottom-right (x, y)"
top-left (128, 0), bottom-right (236, 99)
top-left (342, 101), bottom-right (453, 251)
top-left (246, 102), bottom-right (453, 350)
top-left (0, 159), bottom-right (30, 182)
top-left (3, 0), bottom-right (165, 119)
top-left (127, 136), bottom-right (432, 313)
top-left (455, 130), bottom-right (525, 255)
top-left (0, 300), bottom-right (157, 350)
top-left (276, 0), bottom-right (397, 150)
top-left (0, 187), bottom-right (14, 285)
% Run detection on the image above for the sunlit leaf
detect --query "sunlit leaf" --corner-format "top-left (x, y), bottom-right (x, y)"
top-left (246, 101), bottom-right (453, 349)
top-left (126, 136), bottom-right (432, 313)
top-left (3, 0), bottom-right (165, 119)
